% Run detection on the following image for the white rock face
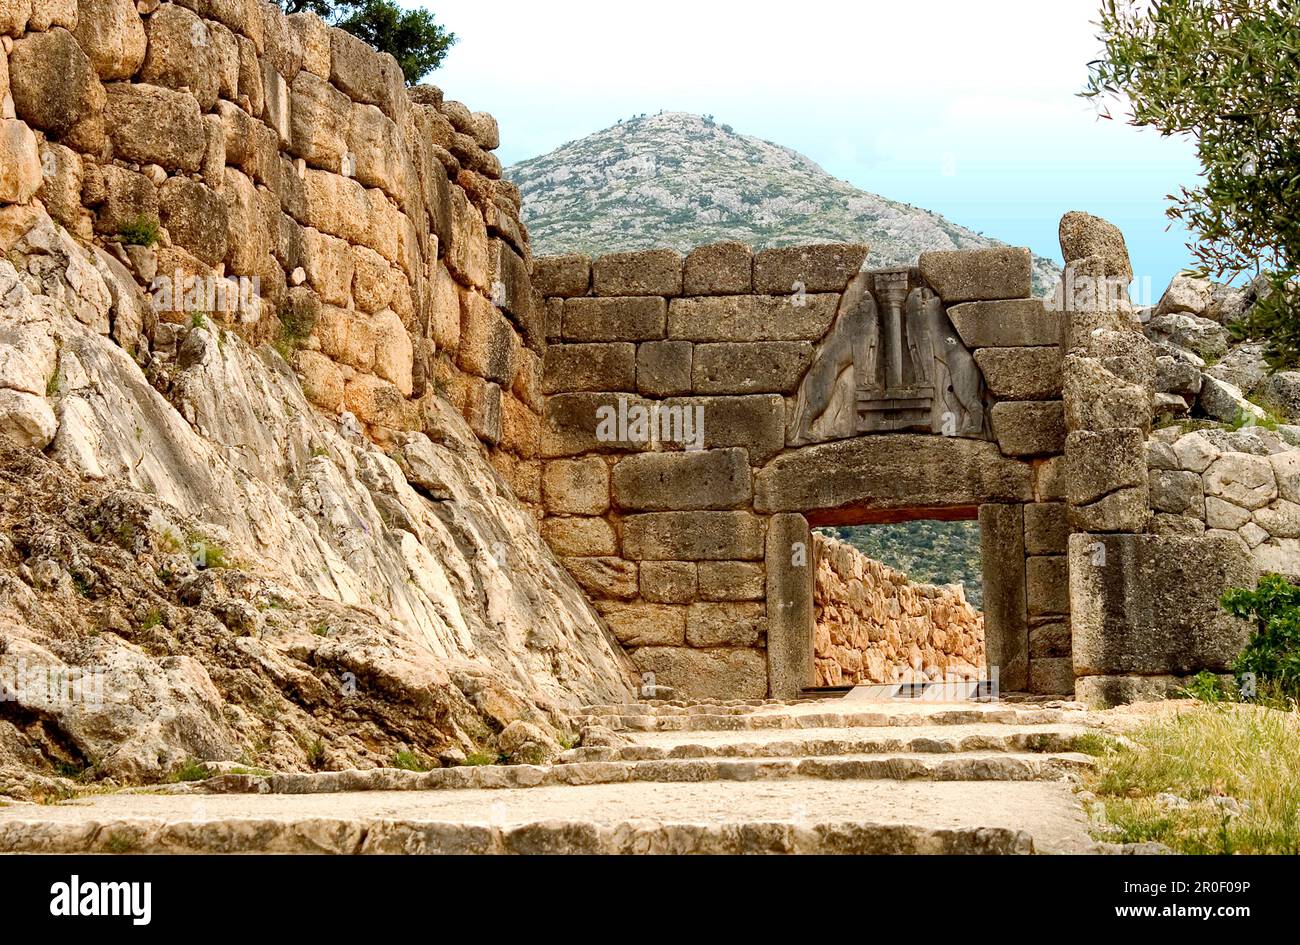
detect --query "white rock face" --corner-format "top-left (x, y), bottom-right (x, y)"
top-left (0, 208), bottom-right (635, 790)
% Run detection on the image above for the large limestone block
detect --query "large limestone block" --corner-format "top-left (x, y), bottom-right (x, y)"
top-left (1062, 354), bottom-right (1151, 432)
top-left (540, 516), bottom-right (617, 556)
top-left (532, 254), bottom-right (590, 298)
top-left (592, 249), bottom-right (682, 297)
top-left (752, 243), bottom-right (868, 294)
top-left (973, 346), bottom-right (1062, 400)
top-left (541, 456), bottom-right (609, 515)
top-left (8, 27), bottom-right (100, 137)
top-left (542, 342), bottom-right (635, 393)
top-left (754, 434), bottom-right (1033, 519)
top-left (622, 510), bottom-right (764, 561)
top-left (1069, 533), bottom-right (1255, 677)
top-left (562, 557), bottom-right (638, 602)
top-left (683, 241), bottom-right (752, 295)
top-left (348, 101), bottom-right (404, 197)
top-left (947, 299), bottom-right (1061, 348)
top-left (1026, 554), bottom-right (1068, 617)
top-left (0, 0), bottom-right (30, 34)
top-left (456, 289), bottom-right (516, 384)
top-left (691, 341), bottom-right (812, 394)
top-left (667, 293), bottom-right (837, 342)
top-left (72, 0), bottom-right (146, 79)
top-left (159, 176), bottom-right (227, 267)
top-left (222, 166), bottom-right (270, 279)
top-left (630, 645), bottom-right (768, 700)
top-left (0, 118), bottom-right (41, 204)
top-left (1065, 428), bottom-right (1146, 507)
top-left (329, 25), bottom-right (402, 119)
top-left (1203, 452), bottom-right (1277, 511)
top-left (106, 83), bottom-right (205, 171)
top-left (563, 296), bottom-right (666, 342)
top-left (1058, 211), bottom-right (1132, 281)
top-left (597, 602), bottom-right (686, 646)
top-left (1023, 501), bottom-right (1068, 555)
top-left (1149, 469), bottom-right (1204, 518)
top-left (640, 560), bottom-right (697, 603)
top-left (369, 308), bottom-right (413, 396)
top-left (612, 447), bottom-right (752, 511)
top-left (919, 247), bottom-right (1032, 303)
top-left (446, 187), bottom-right (488, 290)
top-left (1155, 273), bottom-right (1214, 318)
top-left (766, 512), bottom-right (814, 698)
top-left (686, 602), bottom-right (766, 647)
top-left (300, 226), bottom-right (353, 307)
top-left (288, 72), bottom-right (348, 172)
top-left (140, 4), bottom-right (219, 110)
top-left (1076, 674), bottom-right (1196, 708)
top-left (698, 560), bottom-right (764, 601)
top-left (980, 503), bottom-right (1027, 691)
top-left (990, 401), bottom-right (1065, 457)
top-left (1028, 657), bottom-right (1075, 696)
top-left (1270, 450), bottom-right (1300, 503)
top-left (661, 394), bottom-right (785, 465)
top-left (489, 239), bottom-right (540, 350)
top-left (287, 11), bottom-right (329, 78)
top-left (636, 339), bottom-right (692, 397)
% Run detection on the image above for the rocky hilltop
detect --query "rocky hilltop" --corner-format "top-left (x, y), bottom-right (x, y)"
top-left (508, 112), bottom-right (1060, 294)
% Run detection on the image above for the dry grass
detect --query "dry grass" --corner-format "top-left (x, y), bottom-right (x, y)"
top-left (1086, 703), bottom-right (1300, 854)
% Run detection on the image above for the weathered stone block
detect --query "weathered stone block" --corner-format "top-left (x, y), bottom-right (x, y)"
top-left (683, 241), bottom-right (752, 295)
top-left (345, 373), bottom-right (412, 430)
top-left (1058, 210), bottom-right (1132, 281)
top-left (542, 342), bottom-right (636, 394)
top-left (661, 395), bottom-right (785, 465)
top-left (948, 299), bottom-right (1062, 348)
top-left (622, 510), bottom-right (764, 561)
top-left (141, 4), bottom-right (219, 111)
top-left (597, 601), bottom-right (686, 647)
top-left (105, 83), bottom-right (205, 172)
top-left (1026, 555), bottom-right (1068, 617)
top-left (289, 71), bottom-right (349, 172)
top-left (686, 602), bottom-right (766, 647)
top-left (562, 296), bottom-right (666, 342)
top-left (159, 177), bottom-right (227, 268)
top-left (667, 294), bottom-right (837, 342)
top-left (72, 0), bottom-right (147, 80)
top-left (630, 646), bottom-right (767, 700)
top-left (973, 346), bottom-right (1061, 400)
top-left (697, 561), bottom-right (765, 601)
top-left (1024, 502), bottom-right (1068, 555)
top-left (0, 118), bottom-right (41, 205)
top-left (1065, 429), bottom-right (1147, 507)
top-left (755, 434), bottom-right (1033, 518)
top-left (1075, 674), bottom-right (1199, 708)
top-left (592, 249), bottom-right (682, 296)
top-left (990, 401), bottom-right (1065, 457)
top-left (752, 244), bottom-right (869, 294)
top-left (612, 447), bottom-right (752, 512)
top-left (10, 25), bottom-right (103, 141)
top-left (766, 512), bottom-right (814, 698)
top-left (636, 339), bottom-right (692, 397)
top-left (1150, 469), bottom-right (1204, 517)
top-left (446, 187), bottom-right (489, 290)
top-left (540, 392), bottom-right (649, 457)
top-left (532, 254), bottom-right (590, 298)
top-left (300, 226), bottom-right (353, 307)
top-left (1063, 354), bottom-right (1152, 433)
top-left (1028, 658), bottom-right (1074, 695)
top-left (1069, 533), bottom-right (1255, 677)
top-left (1029, 619), bottom-right (1071, 659)
top-left (463, 377), bottom-right (501, 445)
top-left (692, 341), bottom-right (812, 395)
top-left (639, 560), bottom-right (697, 604)
top-left (457, 289), bottom-right (516, 384)
top-left (980, 503), bottom-right (1028, 691)
top-left (541, 457), bottom-right (609, 516)
top-left (562, 557), bottom-right (638, 601)
top-left (329, 25), bottom-right (402, 119)
top-left (1204, 452), bottom-right (1277, 511)
top-left (541, 516), bottom-right (618, 557)
top-left (919, 247), bottom-right (1032, 302)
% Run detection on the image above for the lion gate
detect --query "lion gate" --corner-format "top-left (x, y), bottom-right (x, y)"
top-left (533, 240), bottom-right (1255, 704)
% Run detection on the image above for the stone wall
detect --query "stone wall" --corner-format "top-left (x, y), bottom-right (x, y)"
top-left (812, 533), bottom-right (984, 687)
top-left (535, 242), bottom-right (1070, 699)
top-left (0, 0), bottom-right (543, 509)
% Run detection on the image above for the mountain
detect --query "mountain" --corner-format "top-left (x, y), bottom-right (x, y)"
top-left (507, 112), bottom-right (1060, 293)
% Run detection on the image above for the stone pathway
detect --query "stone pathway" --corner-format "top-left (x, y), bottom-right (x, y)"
top-left (0, 698), bottom-right (1106, 854)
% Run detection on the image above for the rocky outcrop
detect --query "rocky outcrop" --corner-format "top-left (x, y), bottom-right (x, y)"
top-left (812, 534), bottom-right (984, 687)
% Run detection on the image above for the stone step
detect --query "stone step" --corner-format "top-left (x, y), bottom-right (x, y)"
top-left (562, 727), bottom-right (1093, 762)
top-left (0, 779), bottom-right (1097, 853)
top-left (182, 750), bottom-right (1091, 797)
top-left (582, 706), bottom-right (1080, 733)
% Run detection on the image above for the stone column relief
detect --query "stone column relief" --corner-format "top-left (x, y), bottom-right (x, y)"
top-left (766, 512), bottom-right (816, 699)
top-left (787, 267), bottom-right (989, 445)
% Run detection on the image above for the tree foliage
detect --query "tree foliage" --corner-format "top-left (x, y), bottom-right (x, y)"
top-left (279, 0), bottom-right (455, 85)
top-left (1084, 0), bottom-right (1300, 365)
top-left (1222, 573), bottom-right (1300, 700)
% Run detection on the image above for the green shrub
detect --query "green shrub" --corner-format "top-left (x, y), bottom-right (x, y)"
top-left (1221, 574), bottom-right (1300, 700)
top-left (118, 215), bottom-right (160, 247)
top-left (391, 750), bottom-right (432, 772)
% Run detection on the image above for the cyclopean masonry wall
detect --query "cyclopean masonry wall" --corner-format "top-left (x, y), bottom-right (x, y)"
top-left (0, 1), bottom-right (543, 510)
top-left (812, 532), bottom-right (984, 687)
top-left (535, 242), bottom-right (1071, 699)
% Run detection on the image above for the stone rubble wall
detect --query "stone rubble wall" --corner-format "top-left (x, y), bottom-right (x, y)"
top-left (0, 0), bottom-right (543, 510)
top-left (535, 242), bottom-right (1069, 699)
top-left (812, 533), bottom-right (984, 687)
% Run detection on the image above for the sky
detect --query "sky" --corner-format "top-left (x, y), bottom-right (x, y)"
top-left (407, 0), bottom-right (1204, 299)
